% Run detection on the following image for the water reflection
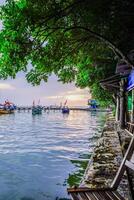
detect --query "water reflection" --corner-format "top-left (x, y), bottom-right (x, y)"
top-left (0, 111), bottom-right (105, 200)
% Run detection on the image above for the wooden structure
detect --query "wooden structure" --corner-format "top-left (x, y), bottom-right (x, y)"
top-left (67, 131), bottom-right (134, 200)
top-left (125, 122), bottom-right (134, 136)
top-left (100, 61), bottom-right (133, 129)
top-left (100, 74), bottom-right (127, 128)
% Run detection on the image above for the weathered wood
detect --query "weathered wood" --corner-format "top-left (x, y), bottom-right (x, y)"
top-left (67, 187), bottom-right (112, 193)
top-left (111, 134), bottom-right (134, 188)
top-left (71, 193), bottom-right (80, 200)
top-left (124, 129), bottom-right (133, 137)
top-left (68, 190), bottom-right (126, 200)
top-left (116, 96), bottom-right (120, 121)
top-left (112, 191), bottom-right (125, 200)
top-left (79, 192), bottom-right (89, 200)
top-left (125, 160), bottom-right (134, 171)
top-left (94, 191), bottom-right (110, 200)
top-left (124, 122), bottom-right (134, 136)
top-left (104, 191), bottom-right (119, 200)
top-left (127, 122), bottom-right (134, 125)
top-left (86, 192), bottom-right (98, 200)
top-left (103, 192), bottom-right (114, 200)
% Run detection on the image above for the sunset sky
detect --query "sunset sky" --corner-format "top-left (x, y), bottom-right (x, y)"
top-left (0, 0), bottom-right (90, 106)
top-left (0, 74), bottom-right (91, 107)
top-left (0, 73), bottom-right (91, 106)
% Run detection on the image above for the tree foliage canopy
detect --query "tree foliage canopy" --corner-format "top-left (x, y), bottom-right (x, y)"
top-left (0, 0), bottom-right (134, 103)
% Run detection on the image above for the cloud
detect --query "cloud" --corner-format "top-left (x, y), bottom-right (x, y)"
top-left (64, 88), bottom-right (89, 95)
top-left (44, 88), bottom-right (91, 105)
top-left (0, 83), bottom-right (15, 90)
top-left (46, 96), bottom-right (63, 99)
top-left (0, 73), bottom-right (90, 106)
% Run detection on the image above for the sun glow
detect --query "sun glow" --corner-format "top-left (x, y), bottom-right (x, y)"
top-left (65, 94), bottom-right (86, 101)
top-left (45, 88), bottom-right (91, 106)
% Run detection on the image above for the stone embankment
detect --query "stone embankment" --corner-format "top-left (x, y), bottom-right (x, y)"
top-left (80, 113), bottom-right (131, 199)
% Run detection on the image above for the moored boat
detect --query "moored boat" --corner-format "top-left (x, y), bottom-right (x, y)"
top-left (32, 100), bottom-right (42, 115)
top-left (61, 100), bottom-right (70, 114)
top-left (0, 101), bottom-right (16, 115)
top-left (0, 109), bottom-right (14, 114)
top-left (32, 106), bottom-right (42, 115)
top-left (62, 106), bottom-right (70, 114)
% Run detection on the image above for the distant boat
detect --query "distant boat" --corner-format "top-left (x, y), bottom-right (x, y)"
top-left (62, 107), bottom-right (70, 114)
top-left (0, 101), bottom-right (16, 114)
top-left (62, 100), bottom-right (69, 114)
top-left (32, 106), bottom-right (42, 115)
top-left (32, 100), bottom-right (42, 115)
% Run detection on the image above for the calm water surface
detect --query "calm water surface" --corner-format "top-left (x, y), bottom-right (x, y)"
top-left (0, 111), bottom-right (105, 200)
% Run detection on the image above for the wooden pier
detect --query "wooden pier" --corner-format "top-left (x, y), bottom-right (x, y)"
top-left (16, 106), bottom-right (110, 112)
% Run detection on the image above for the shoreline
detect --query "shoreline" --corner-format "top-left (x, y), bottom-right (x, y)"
top-left (79, 112), bottom-right (131, 199)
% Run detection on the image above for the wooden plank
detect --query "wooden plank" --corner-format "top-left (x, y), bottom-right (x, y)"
top-left (106, 191), bottom-right (121, 200)
top-left (84, 192), bottom-right (92, 200)
top-left (125, 160), bottom-right (134, 171)
top-left (94, 191), bottom-right (110, 200)
top-left (67, 187), bottom-right (112, 193)
top-left (111, 134), bottom-right (134, 188)
top-left (79, 192), bottom-right (89, 200)
top-left (112, 191), bottom-right (125, 200)
top-left (98, 191), bottom-right (113, 200)
top-left (86, 192), bottom-right (98, 200)
top-left (124, 129), bottom-right (133, 137)
top-left (71, 193), bottom-right (80, 200)
top-left (126, 122), bottom-right (134, 125)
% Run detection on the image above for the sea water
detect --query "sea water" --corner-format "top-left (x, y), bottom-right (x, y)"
top-left (0, 110), bottom-right (105, 200)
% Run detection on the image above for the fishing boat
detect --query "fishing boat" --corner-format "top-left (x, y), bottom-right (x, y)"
top-left (32, 100), bottom-right (42, 115)
top-left (32, 106), bottom-right (42, 115)
top-left (0, 109), bottom-right (14, 114)
top-left (62, 106), bottom-right (70, 114)
top-left (61, 100), bottom-right (70, 114)
top-left (0, 101), bottom-right (16, 114)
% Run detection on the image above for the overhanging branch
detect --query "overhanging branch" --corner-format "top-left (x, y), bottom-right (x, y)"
top-left (36, 25), bottom-right (133, 66)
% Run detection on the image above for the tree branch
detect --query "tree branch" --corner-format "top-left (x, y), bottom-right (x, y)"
top-left (42, 25), bottom-right (133, 66)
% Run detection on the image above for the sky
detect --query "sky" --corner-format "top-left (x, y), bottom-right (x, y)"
top-left (0, 73), bottom-right (91, 106)
top-left (0, 0), bottom-right (91, 106)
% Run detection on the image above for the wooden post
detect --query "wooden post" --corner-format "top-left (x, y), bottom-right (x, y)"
top-left (120, 79), bottom-right (126, 129)
top-left (116, 95), bottom-right (120, 121)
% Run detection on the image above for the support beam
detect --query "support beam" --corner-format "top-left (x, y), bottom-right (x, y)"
top-left (116, 95), bottom-right (120, 121)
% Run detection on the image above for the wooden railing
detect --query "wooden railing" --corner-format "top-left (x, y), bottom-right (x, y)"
top-left (125, 122), bottom-right (134, 137)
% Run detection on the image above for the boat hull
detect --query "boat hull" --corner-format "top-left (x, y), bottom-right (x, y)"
top-left (62, 108), bottom-right (70, 114)
top-left (32, 107), bottom-right (42, 115)
top-left (0, 109), bottom-right (14, 114)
